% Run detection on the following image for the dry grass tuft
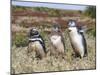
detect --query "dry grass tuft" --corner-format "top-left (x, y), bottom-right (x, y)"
top-left (11, 31), bottom-right (96, 74)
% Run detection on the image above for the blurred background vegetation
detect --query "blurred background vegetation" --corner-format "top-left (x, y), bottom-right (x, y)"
top-left (84, 6), bottom-right (96, 19)
top-left (12, 5), bottom-right (96, 47)
top-left (12, 6), bottom-right (96, 18)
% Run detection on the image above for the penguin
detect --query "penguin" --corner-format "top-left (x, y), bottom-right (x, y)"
top-left (27, 28), bottom-right (46, 59)
top-left (50, 24), bottom-right (65, 58)
top-left (67, 20), bottom-right (87, 58)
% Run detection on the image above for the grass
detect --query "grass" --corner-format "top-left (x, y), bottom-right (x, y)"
top-left (13, 33), bottom-right (28, 47)
top-left (11, 30), bottom-right (96, 74)
top-left (11, 8), bottom-right (96, 74)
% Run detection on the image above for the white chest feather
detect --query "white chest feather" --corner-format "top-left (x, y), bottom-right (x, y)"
top-left (29, 38), bottom-right (43, 42)
top-left (50, 35), bottom-right (64, 53)
top-left (31, 41), bottom-right (43, 50)
top-left (69, 30), bottom-right (84, 56)
top-left (69, 31), bottom-right (82, 44)
top-left (50, 35), bottom-right (62, 46)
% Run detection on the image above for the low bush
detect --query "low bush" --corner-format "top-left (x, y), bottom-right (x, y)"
top-left (87, 28), bottom-right (96, 37)
top-left (14, 33), bottom-right (28, 47)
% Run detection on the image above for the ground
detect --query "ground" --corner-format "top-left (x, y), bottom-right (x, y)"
top-left (11, 31), bottom-right (96, 74)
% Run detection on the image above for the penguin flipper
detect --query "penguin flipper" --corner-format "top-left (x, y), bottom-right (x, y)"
top-left (39, 35), bottom-right (47, 53)
top-left (81, 34), bottom-right (88, 57)
top-left (58, 33), bottom-right (65, 51)
top-left (77, 28), bottom-right (87, 57)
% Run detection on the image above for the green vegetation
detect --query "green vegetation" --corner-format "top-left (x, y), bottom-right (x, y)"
top-left (13, 33), bottom-right (28, 47)
top-left (12, 6), bottom-right (81, 17)
top-left (12, 6), bottom-right (28, 11)
top-left (84, 6), bottom-right (96, 18)
top-left (87, 28), bottom-right (96, 37)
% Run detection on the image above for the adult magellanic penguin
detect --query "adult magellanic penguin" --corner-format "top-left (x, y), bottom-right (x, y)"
top-left (50, 24), bottom-right (65, 58)
top-left (67, 20), bottom-right (87, 58)
top-left (27, 28), bottom-right (46, 59)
